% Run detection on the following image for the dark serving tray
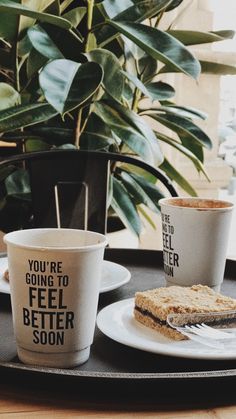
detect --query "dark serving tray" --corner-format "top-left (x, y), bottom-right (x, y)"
top-left (1, 248), bottom-right (236, 402)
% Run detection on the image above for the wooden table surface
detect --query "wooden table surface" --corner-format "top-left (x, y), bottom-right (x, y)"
top-left (0, 380), bottom-right (235, 418)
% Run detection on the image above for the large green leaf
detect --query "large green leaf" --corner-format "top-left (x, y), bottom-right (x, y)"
top-left (39, 60), bottom-right (103, 115)
top-left (86, 49), bottom-right (124, 102)
top-left (160, 158), bottom-right (197, 196)
top-left (154, 104), bottom-right (207, 120)
top-left (156, 131), bottom-right (209, 178)
top-left (0, 0), bottom-right (72, 29)
top-left (19, 0), bottom-right (58, 33)
top-left (139, 54), bottom-right (158, 83)
top-left (0, 0), bottom-right (20, 40)
top-left (165, 0), bottom-right (183, 11)
top-left (200, 61), bottom-right (236, 75)
top-left (168, 30), bottom-right (235, 46)
top-left (25, 138), bottom-right (51, 152)
top-left (145, 81), bottom-right (175, 100)
top-left (0, 83), bottom-right (20, 110)
top-left (120, 170), bottom-right (164, 212)
top-left (111, 101), bottom-right (163, 165)
top-left (121, 70), bottom-right (152, 98)
top-left (5, 168), bottom-right (31, 199)
top-left (27, 47), bottom-right (48, 78)
top-left (28, 126), bottom-right (74, 144)
top-left (147, 112), bottom-right (212, 149)
top-left (180, 137), bottom-right (204, 163)
top-left (28, 24), bottom-right (64, 59)
top-left (111, 175), bottom-right (141, 236)
top-left (98, 0), bottom-right (173, 46)
top-left (0, 102), bottom-right (58, 132)
top-left (102, 0), bottom-right (133, 18)
top-left (62, 6), bottom-right (86, 27)
top-left (80, 113), bottom-right (115, 150)
top-left (94, 102), bottom-right (157, 163)
top-left (32, 22), bottom-right (84, 62)
top-left (0, 165), bottom-right (16, 182)
top-left (94, 101), bottom-right (163, 165)
top-left (108, 21), bottom-right (200, 80)
top-left (0, 48), bottom-right (12, 69)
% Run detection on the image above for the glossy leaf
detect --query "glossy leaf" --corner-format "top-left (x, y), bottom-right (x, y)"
top-left (0, 0), bottom-right (72, 29)
top-left (114, 0), bottom-right (173, 21)
top-left (94, 102), bottom-right (156, 163)
top-left (18, 33), bottom-right (33, 57)
top-left (121, 70), bottom-right (152, 98)
top-left (98, 0), bottom-right (173, 46)
top-left (0, 48), bottom-right (12, 69)
top-left (27, 47), bottom-right (48, 78)
top-left (0, 103), bottom-right (58, 132)
top-left (139, 54), bottom-right (158, 83)
top-left (39, 60), bottom-right (103, 114)
top-left (29, 126), bottom-right (74, 144)
top-left (108, 21), bottom-right (201, 80)
top-left (102, 0), bottom-right (132, 18)
top-left (138, 206), bottom-right (156, 229)
top-left (34, 22), bottom-right (84, 61)
top-left (0, 83), bottom-right (20, 110)
top-left (180, 137), bottom-right (204, 163)
top-left (168, 30), bottom-right (235, 46)
top-left (25, 138), bottom-right (51, 152)
top-left (5, 168), bottom-right (31, 199)
top-left (145, 81), bottom-right (175, 100)
top-left (111, 175), bottom-right (141, 236)
top-left (19, 0), bottom-right (58, 34)
top-left (200, 61), bottom-right (236, 75)
top-left (94, 101), bottom-right (163, 165)
top-left (165, 0), bottom-right (183, 11)
top-left (0, 165), bottom-right (16, 182)
top-left (160, 158), bottom-right (197, 196)
top-left (120, 170), bottom-right (164, 211)
top-left (0, 0), bottom-right (20, 41)
top-left (80, 113), bottom-right (114, 150)
top-left (28, 24), bottom-right (64, 59)
top-left (80, 131), bottom-right (114, 150)
top-left (147, 112), bottom-right (212, 149)
top-left (60, 0), bottom-right (74, 13)
top-left (86, 49), bottom-right (124, 102)
top-left (156, 131), bottom-right (208, 177)
top-left (111, 101), bottom-right (163, 165)
top-left (155, 105), bottom-right (207, 120)
top-left (62, 7), bottom-right (86, 27)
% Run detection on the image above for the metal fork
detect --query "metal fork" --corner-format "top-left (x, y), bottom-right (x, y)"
top-left (185, 323), bottom-right (236, 340)
top-left (172, 325), bottom-right (225, 349)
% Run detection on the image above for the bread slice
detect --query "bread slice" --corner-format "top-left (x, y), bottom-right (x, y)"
top-left (134, 285), bottom-right (236, 340)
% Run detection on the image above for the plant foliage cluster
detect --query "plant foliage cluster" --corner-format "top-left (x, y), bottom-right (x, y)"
top-left (0, 0), bottom-right (235, 233)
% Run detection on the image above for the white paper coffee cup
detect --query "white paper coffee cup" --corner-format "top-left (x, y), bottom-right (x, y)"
top-left (4, 228), bottom-right (107, 368)
top-left (159, 197), bottom-right (234, 292)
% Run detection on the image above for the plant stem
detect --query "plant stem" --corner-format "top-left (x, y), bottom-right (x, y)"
top-left (132, 87), bottom-right (142, 112)
top-left (85, 0), bottom-right (94, 52)
top-left (75, 108), bottom-right (82, 149)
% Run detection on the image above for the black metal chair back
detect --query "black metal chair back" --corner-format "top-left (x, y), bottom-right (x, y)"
top-left (0, 150), bottom-right (178, 233)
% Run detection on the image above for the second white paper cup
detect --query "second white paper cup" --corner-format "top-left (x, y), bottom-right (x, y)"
top-left (159, 197), bottom-right (234, 292)
top-left (4, 228), bottom-right (107, 368)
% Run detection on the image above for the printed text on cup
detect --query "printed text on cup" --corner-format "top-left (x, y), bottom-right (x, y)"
top-left (162, 213), bottom-right (179, 277)
top-left (22, 259), bottom-right (74, 346)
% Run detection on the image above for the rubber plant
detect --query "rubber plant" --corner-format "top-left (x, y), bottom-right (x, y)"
top-left (0, 0), bottom-right (235, 234)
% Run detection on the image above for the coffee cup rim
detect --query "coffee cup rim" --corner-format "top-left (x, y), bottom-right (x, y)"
top-left (159, 197), bottom-right (234, 211)
top-left (3, 228), bottom-right (108, 252)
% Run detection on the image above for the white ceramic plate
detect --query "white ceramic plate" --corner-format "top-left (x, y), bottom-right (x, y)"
top-left (97, 298), bottom-right (236, 360)
top-left (100, 260), bottom-right (131, 293)
top-left (0, 256), bottom-right (131, 295)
